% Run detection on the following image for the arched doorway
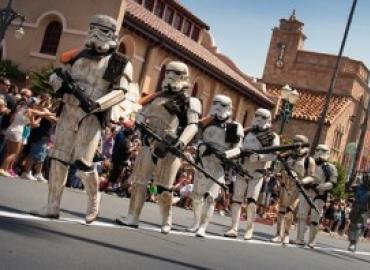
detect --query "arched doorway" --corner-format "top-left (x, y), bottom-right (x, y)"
top-left (119, 42), bottom-right (127, 54)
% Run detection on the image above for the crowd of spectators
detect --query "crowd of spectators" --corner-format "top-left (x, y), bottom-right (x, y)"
top-left (0, 75), bottom-right (369, 241)
top-left (0, 76), bottom-right (57, 181)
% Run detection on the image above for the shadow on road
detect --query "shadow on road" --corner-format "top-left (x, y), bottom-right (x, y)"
top-left (0, 206), bottom-right (212, 270)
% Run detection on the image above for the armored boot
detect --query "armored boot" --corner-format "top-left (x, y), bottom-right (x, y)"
top-left (158, 191), bottom-right (173, 234)
top-left (116, 183), bottom-right (147, 228)
top-left (79, 170), bottom-right (101, 224)
top-left (224, 203), bottom-right (241, 238)
top-left (282, 211), bottom-right (294, 245)
top-left (271, 212), bottom-right (284, 243)
top-left (30, 160), bottom-right (68, 219)
top-left (186, 198), bottom-right (203, 233)
top-left (196, 196), bottom-right (215, 238)
top-left (244, 203), bottom-right (256, 240)
top-left (308, 224), bottom-right (319, 248)
top-left (295, 219), bottom-right (307, 246)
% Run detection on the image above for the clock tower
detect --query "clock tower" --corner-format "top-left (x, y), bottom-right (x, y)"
top-left (262, 10), bottom-right (306, 84)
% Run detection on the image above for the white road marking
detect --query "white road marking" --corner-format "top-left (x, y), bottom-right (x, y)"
top-left (0, 210), bottom-right (369, 256)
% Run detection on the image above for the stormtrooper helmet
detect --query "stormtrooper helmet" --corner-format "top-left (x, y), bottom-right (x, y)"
top-left (85, 15), bottom-right (118, 53)
top-left (251, 108), bottom-right (271, 131)
top-left (208, 94), bottom-right (232, 121)
top-left (293, 135), bottom-right (310, 156)
top-left (161, 61), bottom-right (190, 92)
top-left (314, 144), bottom-right (330, 163)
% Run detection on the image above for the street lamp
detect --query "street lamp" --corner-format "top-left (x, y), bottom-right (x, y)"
top-left (279, 84), bottom-right (299, 134)
top-left (0, 0), bottom-right (25, 43)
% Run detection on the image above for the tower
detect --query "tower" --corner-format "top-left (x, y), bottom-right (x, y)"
top-left (262, 10), bottom-right (306, 84)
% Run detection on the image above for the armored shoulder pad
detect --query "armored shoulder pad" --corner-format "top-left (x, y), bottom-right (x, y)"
top-left (188, 97), bottom-right (202, 116)
top-left (59, 48), bottom-right (83, 64)
top-left (138, 92), bottom-right (160, 106)
top-left (328, 163), bottom-right (338, 177)
top-left (103, 52), bottom-right (130, 83)
top-left (199, 116), bottom-right (214, 129)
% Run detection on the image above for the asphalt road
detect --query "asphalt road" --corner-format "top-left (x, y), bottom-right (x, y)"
top-left (0, 176), bottom-right (369, 270)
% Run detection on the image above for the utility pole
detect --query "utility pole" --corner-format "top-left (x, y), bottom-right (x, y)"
top-left (348, 92), bottom-right (370, 186)
top-left (311, 0), bottom-right (358, 153)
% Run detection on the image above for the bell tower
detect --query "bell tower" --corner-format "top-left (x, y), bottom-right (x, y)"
top-left (262, 10), bottom-right (306, 84)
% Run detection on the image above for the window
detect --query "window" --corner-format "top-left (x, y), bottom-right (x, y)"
top-left (191, 26), bottom-right (200, 41)
top-left (182, 19), bottom-right (192, 36)
top-left (333, 126), bottom-right (344, 150)
top-left (144, 0), bottom-right (154, 11)
top-left (0, 46), bottom-right (3, 60)
top-left (154, 0), bottom-right (165, 18)
top-left (156, 65), bottom-right (166, 92)
top-left (119, 43), bottom-right (127, 54)
top-left (40, 21), bottom-right (63, 55)
top-left (164, 7), bottom-right (174, 24)
top-left (173, 13), bottom-right (183, 31)
top-left (191, 83), bottom-right (198, 97)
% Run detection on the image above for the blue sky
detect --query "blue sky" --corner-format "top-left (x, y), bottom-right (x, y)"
top-left (181, 0), bottom-right (369, 78)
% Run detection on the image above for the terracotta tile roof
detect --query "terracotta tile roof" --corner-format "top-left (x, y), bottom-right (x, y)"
top-left (168, 0), bottom-right (210, 30)
top-left (266, 86), bottom-right (353, 124)
top-left (125, 0), bottom-right (273, 107)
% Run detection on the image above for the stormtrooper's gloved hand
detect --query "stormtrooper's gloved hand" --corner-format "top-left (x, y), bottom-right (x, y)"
top-left (49, 72), bottom-right (64, 92)
top-left (135, 112), bottom-right (146, 125)
top-left (197, 143), bottom-right (208, 156)
top-left (290, 170), bottom-right (298, 179)
top-left (172, 139), bottom-right (185, 152)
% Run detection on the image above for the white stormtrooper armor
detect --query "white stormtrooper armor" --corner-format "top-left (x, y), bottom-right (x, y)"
top-left (307, 144), bottom-right (337, 248)
top-left (187, 95), bottom-right (243, 237)
top-left (224, 108), bottom-right (280, 239)
top-left (271, 135), bottom-right (315, 245)
top-left (30, 15), bottom-right (134, 224)
top-left (116, 61), bottom-right (201, 234)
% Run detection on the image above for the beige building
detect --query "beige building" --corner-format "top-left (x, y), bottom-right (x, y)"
top-left (1, 0), bottom-right (273, 125)
top-left (261, 12), bottom-right (370, 163)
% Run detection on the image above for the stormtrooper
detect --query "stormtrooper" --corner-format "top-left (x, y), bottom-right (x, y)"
top-left (224, 108), bottom-right (280, 239)
top-left (30, 15), bottom-right (134, 224)
top-left (305, 144), bottom-right (337, 248)
top-left (271, 135), bottom-right (315, 245)
top-left (348, 172), bottom-right (370, 252)
top-left (187, 95), bottom-right (243, 237)
top-left (116, 61), bottom-right (202, 234)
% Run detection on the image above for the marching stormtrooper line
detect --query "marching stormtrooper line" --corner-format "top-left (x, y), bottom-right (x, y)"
top-left (23, 14), bottom-right (368, 256)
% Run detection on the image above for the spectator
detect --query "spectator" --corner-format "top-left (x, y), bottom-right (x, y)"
top-left (21, 100), bottom-right (58, 182)
top-left (0, 77), bottom-right (16, 155)
top-left (0, 91), bottom-right (55, 177)
top-left (107, 120), bottom-right (135, 192)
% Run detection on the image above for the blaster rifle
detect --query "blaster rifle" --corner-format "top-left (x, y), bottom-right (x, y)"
top-left (239, 143), bottom-right (310, 158)
top-left (278, 156), bottom-right (320, 214)
top-left (136, 122), bottom-right (228, 190)
top-left (200, 143), bottom-right (253, 178)
top-left (54, 68), bottom-right (99, 113)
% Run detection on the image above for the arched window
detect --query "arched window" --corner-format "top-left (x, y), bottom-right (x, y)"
top-left (242, 111), bottom-right (249, 127)
top-left (156, 65), bottom-right (166, 92)
top-left (40, 21), bottom-right (63, 55)
top-left (191, 82), bottom-right (198, 97)
top-left (119, 42), bottom-right (127, 54)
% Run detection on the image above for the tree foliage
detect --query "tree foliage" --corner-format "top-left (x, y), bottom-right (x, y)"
top-left (331, 162), bottom-right (347, 199)
top-left (29, 66), bottom-right (54, 96)
top-left (0, 59), bottom-right (26, 83)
